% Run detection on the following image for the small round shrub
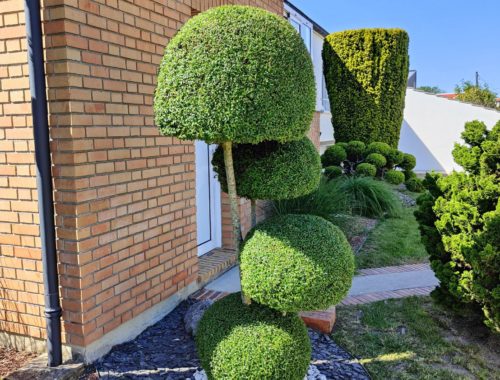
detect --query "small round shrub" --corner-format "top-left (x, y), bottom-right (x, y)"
top-left (154, 6), bottom-right (315, 144)
top-left (345, 140), bottom-right (366, 161)
top-left (196, 293), bottom-right (310, 380)
top-left (240, 214), bottom-right (355, 312)
top-left (385, 169), bottom-right (405, 185)
top-left (336, 142), bottom-right (349, 150)
top-left (324, 165), bottom-right (343, 179)
top-left (356, 163), bottom-right (377, 177)
top-left (366, 141), bottom-right (392, 157)
top-left (385, 149), bottom-right (405, 168)
top-left (399, 153), bottom-right (417, 171)
top-left (405, 177), bottom-right (424, 193)
top-left (321, 145), bottom-right (347, 167)
top-left (212, 138), bottom-right (321, 200)
top-left (404, 169), bottom-right (417, 181)
top-left (365, 153), bottom-right (387, 168)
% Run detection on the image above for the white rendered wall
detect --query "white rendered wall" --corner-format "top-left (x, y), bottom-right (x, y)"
top-left (312, 31), bottom-right (324, 111)
top-left (400, 89), bottom-right (499, 174)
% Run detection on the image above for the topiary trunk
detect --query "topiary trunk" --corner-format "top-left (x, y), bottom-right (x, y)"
top-left (222, 141), bottom-right (251, 305)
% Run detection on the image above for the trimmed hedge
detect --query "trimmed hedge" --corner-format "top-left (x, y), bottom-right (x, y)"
top-left (324, 165), bottom-right (343, 179)
top-left (385, 170), bottom-right (405, 184)
top-left (365, 153), bottom-right (387, 168)
top-left (155, 6), bottom-right (315, 144)
top-left (356, 162), bottom-right (377, 177)
top-left (323, 28), bottom-right (409, 147)
top-left (240, 214), bottom-right (355, 312)
top-left (212, 138), bottom-right (321, 200)
top-left (415, 120), bottom-right (500, 332)
top-left (196, 293), bottom-right (310, 380)
top-left (322, 145), bottom-right (347, 167)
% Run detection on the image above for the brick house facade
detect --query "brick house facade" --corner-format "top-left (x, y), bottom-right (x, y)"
top-left (0, 0), bottom-right (320, 362)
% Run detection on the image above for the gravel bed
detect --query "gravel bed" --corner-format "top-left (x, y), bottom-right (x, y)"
top-left (395, 191), bottom-right (417, 207)
top-left (86, 300), bottom-right (370, 380)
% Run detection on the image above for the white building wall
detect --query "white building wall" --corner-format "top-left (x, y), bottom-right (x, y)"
top-left (400, 89), bottom-right (499, 174)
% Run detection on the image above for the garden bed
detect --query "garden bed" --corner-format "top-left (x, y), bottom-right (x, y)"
top-left (0, 347), bottom-right (37, 378)
top-left (332, 297), bottom-right (500, 379)
top-left (81, 300), bottom-right (370, 380)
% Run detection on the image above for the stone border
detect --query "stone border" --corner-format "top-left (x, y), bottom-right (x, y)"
top-left (340, 286), bottom-right (434, 306)
top-left (5, 354), bottom-right (84, 380)
top-left (357, 263), bottom-right (430, 276)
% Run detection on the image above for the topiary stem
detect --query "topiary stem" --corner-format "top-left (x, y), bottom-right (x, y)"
top-left (250, 199), bottom-right (257, 228)
top-left (222, 141), bottom-right (251, 305)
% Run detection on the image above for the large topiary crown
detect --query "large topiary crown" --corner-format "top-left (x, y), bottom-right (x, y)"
top-left (154, 5), bottom-right (316, 144)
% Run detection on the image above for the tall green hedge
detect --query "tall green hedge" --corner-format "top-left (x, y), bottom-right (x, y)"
top-left (323, 28), bottom-right (409, 147)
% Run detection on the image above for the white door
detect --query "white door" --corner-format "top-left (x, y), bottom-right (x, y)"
top-left (195, 141), bottom-right (222, 256)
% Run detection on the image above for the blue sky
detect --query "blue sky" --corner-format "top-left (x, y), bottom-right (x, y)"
top-left (288, 0), bottom-right (500, 94)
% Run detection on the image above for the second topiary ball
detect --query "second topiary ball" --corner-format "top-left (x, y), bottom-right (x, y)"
top-left (240, 214), bottom-right (355, 312)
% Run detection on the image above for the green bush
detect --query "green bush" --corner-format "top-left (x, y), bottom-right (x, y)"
top-left (212, 138), bottom-right (321, 200)
top-left (385, 170), bottom-right (405, 185)
top-left (399, 153), bottom-right (417, 171)
top-left (323, 28), bottom-right (409, 147)
top-left (365, 153), bottom-right (387, 168)
top-left (356, 163), bottom-right (377, 177)
top-left (324, 165), bottom-right (343, 179)
top-left (240, 214), bottom-right (354, 312)
top-left (415, 120), bottom-right (500, 332)
top-left (196, 293), bottom-right (310, 380)
top-left (366, 142), bottom-right (393, 157)
top-left (155, 6), bottom-right (315, 144)
top-left (404, 169), bottom-right (417, 181)
top-left (337, 177), bottom-right (402, 218)
top-left (385, 149), bottom-right (405, 168)
top-left (346, 140), bottom-right (366, 161)
top-left (405, 177), bottom-right (424, 193)
top-left (321, 145), bottom-right (347, 167)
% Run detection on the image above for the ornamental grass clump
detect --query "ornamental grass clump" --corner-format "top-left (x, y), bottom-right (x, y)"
top-left (415, 120), bottom-right (500, 332)
top-left (240, 214), bottom-right (355, 312)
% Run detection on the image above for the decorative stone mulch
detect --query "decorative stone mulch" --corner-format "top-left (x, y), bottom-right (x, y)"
top-left (83, 300), bottom-right (370, 380)
top-left (395, 191), bottom-right (417, 207)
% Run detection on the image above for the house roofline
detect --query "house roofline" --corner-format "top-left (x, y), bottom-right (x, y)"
top-left (284, 0), bottom-right (329, 37)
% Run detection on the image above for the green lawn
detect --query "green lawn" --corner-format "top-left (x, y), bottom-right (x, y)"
top-left (332, 297), bottom-right (500, 380)
top-left (354, 206), bottom-right (427, 269)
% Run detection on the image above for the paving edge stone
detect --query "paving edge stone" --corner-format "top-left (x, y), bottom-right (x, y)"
top-left (5, 354), bottom-right (84, 380)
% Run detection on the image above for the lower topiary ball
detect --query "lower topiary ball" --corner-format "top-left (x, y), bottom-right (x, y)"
top-left (196, 293), bottom-right (311, 380)
top-left (356, 162), bottom-right (377, 177)
top-left (365, 153), bottom-right (387, 168)
top-left (321, 144), bottom-right (347, 167)
top-left (240, 214), bottom-right (355, 312)
top-left (212, 137), bottom-right (321, 200)
top-left (385, 169), bottom-right (405, 185)
top-left (405, 177), bottom-right (424, 192)
top-left (324, 165), bottom-right (343, 179)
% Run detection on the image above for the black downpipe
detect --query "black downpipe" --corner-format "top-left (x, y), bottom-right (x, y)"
top-left (24, 0), bottom-right (62, 367)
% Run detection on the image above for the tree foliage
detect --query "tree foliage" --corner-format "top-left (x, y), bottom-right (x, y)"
top-left (455, 81), bottom-right (498, 109)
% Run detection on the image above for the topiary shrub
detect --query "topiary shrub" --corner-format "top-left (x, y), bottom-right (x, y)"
top-left (345, 140), bottom-right (366, 161)
top-left (405, 177), bottom-right (424, 193)
top-left (240, 214), bottom-right (355, 312)
top-left (399, 153), bottom-right (417, 171)
top-left (404, 169), bottom-right (417, 181)
top-left (385, 149), bottom-right (405, 169)
top-left (321, 145), bottom-right (347, 167)
top-left (196, 293), bottom-right (310, 380)
top-left (323, 28), bottom-right (409, 147)
top-left (212, 138), bottom-right (321, 200)
top-left (356, 162), bottom-right (377, 177)
top-left (324, 165), bottom-right (343, 180)
top-left (366, 141), bottom-right (393, 157)
top-left (385, 169), bottom-right (405, 184)
top-left (415, 120), bottom-right (500, 332)
top-left (155, 6), bottom-right (315, 144)
top-left (365, 153), bottom-right (387, 168)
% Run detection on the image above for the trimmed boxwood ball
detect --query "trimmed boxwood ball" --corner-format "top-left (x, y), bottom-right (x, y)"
top-left (196, 292), bottom-right (310, 380)
top-left (324, 165), bottom-right (343, 179)
top-left (385, 169), bottom-right (405, 185)
top-left (240, 214), bottom-right (355, 312)
top-left (321, 145), bottom-right (347, 167)
top-left (399, 153), bottom-right (417, 171)
top-left (366, 141), bottom-right (392, 157)
top-left (346, 140), bottom-right (366, 161)
top-left (212, 138), bottom-right (321, 200)
top-left (405, 177), bottom-right (424, 193)
top-left (385, 149), bottom-right (405, 168)
top-left (365, 153), bottom-right (387, 168)
top-left (154, 6), bottom-right (315, 144)
top-left (356, 162), bottom-right (377, 177)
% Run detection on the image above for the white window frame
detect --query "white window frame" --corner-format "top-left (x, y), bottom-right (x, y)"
top-left (285, 5), bottom-right (313, 55)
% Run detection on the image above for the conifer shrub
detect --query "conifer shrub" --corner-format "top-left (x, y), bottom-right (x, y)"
top-left (324, 165), bottom-right (343, 180)
top-left (155, 6), bottom-right (315, 144)
top-left (345, 140), bottom-right (366, 161)
top-left (356, 163), bottom-right (377, 177)
top-left (240, 214), bottom-right (355, 312)
top-left (366, 142), bottom-right (393, 157)
top-left (400, 153), bottom-right (417, 171)
top-left (365, 153), bottom-right (387, 168)
top-left (323, 28), bottom-right (409, 147)
top-left (415, 120), bottom-right (500, 332)
top-left (405, 177), bottom-right (424, 193)
top-left (212, 138), bottom-right (321, 200)
top-left (196, 293), bottom-right (310, 380)
top-left (385, 170), bottom-right (405, 185)
top-left (321, 144), bottom-right (347, 167)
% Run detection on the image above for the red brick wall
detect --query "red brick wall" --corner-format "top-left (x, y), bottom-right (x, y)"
top-left (0, 0), bottom-right (284, 353)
